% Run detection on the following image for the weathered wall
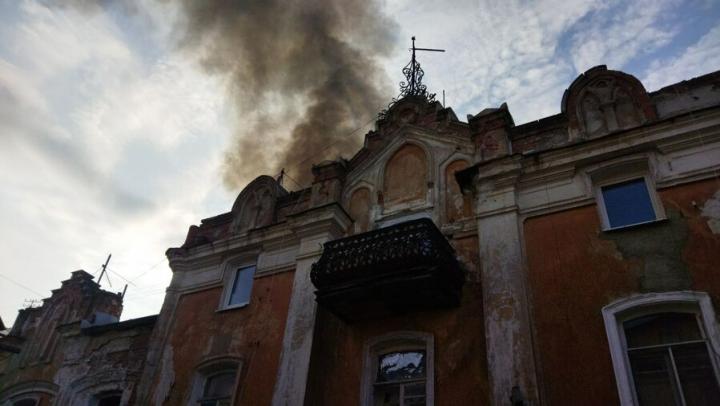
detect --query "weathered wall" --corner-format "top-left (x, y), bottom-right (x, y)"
top-left (152, 271), bottom-right (294, 405)
top-left (0, 271), bottom-right (128, 404)
top-left (348, 187), bottom-right (372, 234)
top-left (383, 143), bottom-right (428, 207)
top-left (304, 235), bottom-right (490, 406)
top-left (524, 178), bottom-right (720, 405)
top-left (444, 160), bottom-right (472, 223)
top-left (54, 318), bottom-right (155, 405)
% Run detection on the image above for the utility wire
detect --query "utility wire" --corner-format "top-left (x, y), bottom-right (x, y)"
top-left (0, 273), bottom-right (45, 297)
top-left (129, 258), bottom-right (167, 283)
top-left (106, 268), bottom-right (138, 287)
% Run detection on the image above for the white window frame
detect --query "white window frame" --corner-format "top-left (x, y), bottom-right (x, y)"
top-left (218, 264), bottom-right (256, 310)
top-left (361, 331), bottom-right (434, 406)
top-left (586, 155), bottom-right (666, 231)
top-left (602, 291), bottom-right (720, 406)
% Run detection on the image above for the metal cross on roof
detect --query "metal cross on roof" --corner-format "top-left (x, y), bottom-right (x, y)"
top-left (399, 36), bottom-right (445, 100)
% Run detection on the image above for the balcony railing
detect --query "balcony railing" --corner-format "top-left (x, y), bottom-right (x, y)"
top-left (311, 218), bottom-right (464, 320)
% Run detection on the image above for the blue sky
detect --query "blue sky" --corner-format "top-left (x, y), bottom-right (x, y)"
top-left (0, 0), bottom-right (719, 325)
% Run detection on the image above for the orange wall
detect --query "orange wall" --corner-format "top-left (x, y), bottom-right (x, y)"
top-left (305, 235), bottom-right (490, 406)
top-left (524, 179), bottom-right (720, 405)
top-left (161, 270), bottom-right (294, 405)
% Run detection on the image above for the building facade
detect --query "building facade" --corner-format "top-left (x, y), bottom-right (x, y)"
top-left (2, 64), bottom-right (720, 406)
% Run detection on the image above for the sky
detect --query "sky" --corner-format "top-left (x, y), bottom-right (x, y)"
top-left (1, 0), bottom-right (719, 325)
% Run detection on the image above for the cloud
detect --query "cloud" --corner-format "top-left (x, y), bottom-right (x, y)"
top-left (569, 0), bottom-right (680, 73)
top-left (378, 0), bottom-right (708, 124)
top-left (380, 0), bottom-right (602, 123)
top-left (0, 1), bottom-right (232, 324)
top-left (2, 0), bottom-right (718, 326)
top-left (642, 24), bottom-right (720, 91)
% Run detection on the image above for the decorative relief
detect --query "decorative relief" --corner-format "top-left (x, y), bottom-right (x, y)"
top-left (578, 77), bottom-right (645, 137)
top-left (565, 67), bottom-right (655, 140)
top-left (231, 175), bottom-right (286, 233)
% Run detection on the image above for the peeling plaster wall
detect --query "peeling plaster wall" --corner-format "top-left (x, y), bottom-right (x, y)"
top-left (153, 272), bottom-right (294, 406)
top-left (702, 189), bottom-right (720, 234)
top-left (304, 235), bottom-right (490, 406)
top-left (523, 179), bottom-right (720, 405)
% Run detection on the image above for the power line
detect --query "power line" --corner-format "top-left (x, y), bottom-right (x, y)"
top-left (129, 258), bottom-right (167, 283)
top-left (0, 273), bottom-right (45, 297)
top-left (106, 268), bottom-right (138, 287)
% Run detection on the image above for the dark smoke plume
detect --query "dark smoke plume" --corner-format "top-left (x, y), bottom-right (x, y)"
top-left (173, 0), bottom-right (399, 189)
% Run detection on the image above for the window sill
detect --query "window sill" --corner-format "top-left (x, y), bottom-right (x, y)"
top-left (216, 302), bottom-right (249, 313)
top-left (602, 217), bottom-right (668, 233)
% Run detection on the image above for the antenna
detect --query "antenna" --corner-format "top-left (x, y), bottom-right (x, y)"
top-left (443, 90), bottom-right (446, 107)
top-left (277, 168), bottom-right (285, 186)
top-left (97, 254), bottom-right (112, 287)
top-left (23, 299), bottom-right (41, 308)
top-left (400, 36), bottom-right (445, 99)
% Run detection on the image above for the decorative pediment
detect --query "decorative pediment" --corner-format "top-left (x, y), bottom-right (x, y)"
top-left (231, 175), bottom-right (287, 233)
top-left (563, 66), bottom-right (656, 139)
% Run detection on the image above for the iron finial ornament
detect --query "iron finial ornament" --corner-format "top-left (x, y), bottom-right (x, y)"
top-left (379, 37), bottom-right (445, 120)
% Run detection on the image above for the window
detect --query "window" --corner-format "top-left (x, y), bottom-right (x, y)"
top-left (12, 400), bottom-right (38, 406)
top-left (603, 292), bottom-right (720, 406)
top-left (587, 156), bottom-right (665, 230)
top-left (225, 265), bottom-right (255, 308)
top-left (198, 371), bottom-right (236, 406)
top-left (363, 332), bottom-right (434, 406)
top-left (189, 358), bottom-right (241, 406)
top-left (94, 392), bottom-right (121, 406)
top-left (374, 350), bottom-right (427, 406)
top-left (599, 178), bottom-right (658, 228)
top-left (624, 312), bottom-right (720, 405)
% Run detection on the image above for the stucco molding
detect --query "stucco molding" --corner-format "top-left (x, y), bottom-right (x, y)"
top-left (508, 115), bottom-right (719, 219)
top-left (342, 180), bottom-right (376, 209)
top-left (602, 291), bottom-right (720, 406)
top-left (0, 381), bottom-right (58, 403)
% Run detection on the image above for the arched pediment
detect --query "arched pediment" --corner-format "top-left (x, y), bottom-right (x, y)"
top-left (231, 175), bottom-right (287, 233)
top-left (562, 66), bottom-right (656, 139)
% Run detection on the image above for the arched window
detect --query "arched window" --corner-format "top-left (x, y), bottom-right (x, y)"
top-left (363, 332), bottom-right (434, 406)
top-left (603, 292), bottom-right (720, 406)
top-left (189, 358), bottom-right (241, 406)
top-left (624, 312), bottom-right (720, 405)
top-left (12, 399), bottom-right (38, 406)
top-left (94, 391), bottom-right (122, 406)
top-left (199, 371), bottom-right (236, 406)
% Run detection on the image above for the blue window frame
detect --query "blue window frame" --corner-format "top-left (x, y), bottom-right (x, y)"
top-left (227, 265), bottom-right (255, 307)
top-left (601, 178), bottom-right (657, 229)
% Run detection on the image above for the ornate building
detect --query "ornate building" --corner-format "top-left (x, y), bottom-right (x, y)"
top-left (2, 57), bottom-right (720, 406)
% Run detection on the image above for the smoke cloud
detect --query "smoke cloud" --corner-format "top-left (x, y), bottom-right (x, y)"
top-left (51, 0), bottom-right (399, 189)
top-left (173, 0), bottom-right (399, 189)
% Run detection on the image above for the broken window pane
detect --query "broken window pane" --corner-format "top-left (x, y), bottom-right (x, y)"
top-left (377, 351), bottom-right (426, 382)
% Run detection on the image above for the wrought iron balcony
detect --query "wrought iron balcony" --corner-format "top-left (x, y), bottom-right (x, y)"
top-left (311, 218), bottom-right (464, 321)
